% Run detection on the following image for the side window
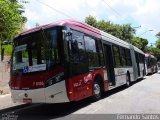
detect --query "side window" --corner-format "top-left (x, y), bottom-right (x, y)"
top-left (135, 52), bottom-right (139, 63)
top-left (45, 28), bottom-right (60, 67)
top-left (71, 30), bottom-right (86, 63)
top-left (139, 54), bottom-right (144, 63)
top-left (113, 46), bottom-right (121, 67)
top-left (120, 47), bottom-right (127, 66)
top-left (84, 36), bottom-right (99, 68)
top-left (125, 49), bottom-right (132, 66)
top-left (29, 33), bottom-right (48, 66)
top-left (70, 30), bottom-right (88, 75)
top-left (97, 40), bottom-right (104, 66)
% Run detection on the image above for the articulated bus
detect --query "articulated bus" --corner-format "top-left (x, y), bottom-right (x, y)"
top-left (158, 62), bottom-right (160, 70)
top-left (145, 53), bottom-right (158, 75)
top-left (9, 20), bottom-right (145, 104)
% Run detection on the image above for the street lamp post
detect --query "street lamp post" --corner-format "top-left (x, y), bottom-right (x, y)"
top-left (150, 43), bottom-right (155, 47)
top-left (132, 25), bottom-right (141, 29)
top-left (139, 29), bottom-right (153, 37)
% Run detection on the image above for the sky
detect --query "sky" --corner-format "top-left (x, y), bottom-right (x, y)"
top-left (23, 0), bottom-right (160, 45)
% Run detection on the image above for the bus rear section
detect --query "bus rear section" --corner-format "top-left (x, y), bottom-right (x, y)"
top-left (145, 53), bottom-right (157, 75)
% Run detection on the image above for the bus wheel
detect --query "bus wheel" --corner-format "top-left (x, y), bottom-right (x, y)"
top-left (92, 80), bottom-right (102, 101)
top-left (126, 73), bottom-right (131, 87)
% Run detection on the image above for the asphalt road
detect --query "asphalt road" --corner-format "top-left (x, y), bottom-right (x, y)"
top-left (0, 72), bottom-right (160, 120)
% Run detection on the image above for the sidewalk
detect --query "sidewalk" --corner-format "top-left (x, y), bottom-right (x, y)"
top-left (0, 57), bottom-right (23, 110)
top-left (0, 94), bottom-right (17, 110)
top-left (0, 56), bottom-right (11, 95)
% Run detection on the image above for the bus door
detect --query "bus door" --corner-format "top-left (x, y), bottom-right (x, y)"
top-left (129, 45), bottom-right (138, 80)
top-left (103, 44), bottom-right (115, 86)
top-left (136, 53), bottom-right (140, 77)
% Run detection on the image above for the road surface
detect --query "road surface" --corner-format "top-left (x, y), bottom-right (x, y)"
top-left (0, 72), bottom-right (160, 120)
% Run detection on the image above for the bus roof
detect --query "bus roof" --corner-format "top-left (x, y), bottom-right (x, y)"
top-left (20, 19), bottom-right (101, 38)
top-left (18, 19), bottom-right (144, 54)
top-left (145, 53), bottom-right (157, 59)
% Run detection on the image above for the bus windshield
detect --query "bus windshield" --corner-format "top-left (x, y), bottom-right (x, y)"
top-left (12, 27), bottom-right (60, 74)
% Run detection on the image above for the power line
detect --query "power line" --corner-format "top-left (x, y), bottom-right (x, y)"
top-left (101, 0), bottom-right (121, 18)
top-left (101, 0), bottom-right (155, 40)
top-left (35, 0), bottom-right (73, 19)
top-left (101, 0), bottom-right (134, 24)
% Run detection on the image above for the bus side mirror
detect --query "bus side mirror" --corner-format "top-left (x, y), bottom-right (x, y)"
top-left (1, 48), bottom-right (4, 61)
top-left (62, 30), bottom-right (72, 37)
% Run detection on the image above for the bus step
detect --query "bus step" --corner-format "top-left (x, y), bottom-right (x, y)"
top-left (109, 85), bottom-right (116, 90)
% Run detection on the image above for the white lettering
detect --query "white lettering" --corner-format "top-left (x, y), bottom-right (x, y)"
top-left (142, 114), bottom-right (159, 120)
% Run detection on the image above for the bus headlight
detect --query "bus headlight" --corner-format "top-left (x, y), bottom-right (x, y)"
top-left (45, 73), bottom-right (64, 87)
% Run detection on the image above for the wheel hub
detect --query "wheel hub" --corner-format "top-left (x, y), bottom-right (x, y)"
top-left (94, 84), bottom-right (100, 95)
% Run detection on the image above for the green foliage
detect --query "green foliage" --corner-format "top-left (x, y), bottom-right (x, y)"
top-left (0, 45), bottom-right (13, 56)
top-left (0, 0), bottom-right (26, 43)
top-left (35, 22), bottom-right (40, 27)
top-left (145, 46), bottom-right (160, 61)
top-left (84, 15), bottom-right (160, 60)
top-left (155, 40), bottom-right (160, 49)
top-left (85, 15), bottom-right (97, 27)
top-left (121, 24), bottom-right (135, 42)
top-left (85, 15), bottom-right (136, 42)
top-left (156, 32), bottom-right (160, 40)
top-left (96, 20), bottom-right (112, 32)
top-left (130, 37), bottom-right (148, 51)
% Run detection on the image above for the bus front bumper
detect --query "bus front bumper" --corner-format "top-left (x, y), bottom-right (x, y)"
top-left (11, 81), bottom-right (69, 104)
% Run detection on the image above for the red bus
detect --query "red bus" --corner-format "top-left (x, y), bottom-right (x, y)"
top-left (9, 20), bottom-right (145, 104)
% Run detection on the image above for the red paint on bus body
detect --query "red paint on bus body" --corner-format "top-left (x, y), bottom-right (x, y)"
top-left (10, 66), bottom-right (65, 90)
top-left (66, 72), bottom-right (92, 101)
top-left (19, 19), bottom-right (101, 39)
top-left (66, 69), bottom-right (108, 101)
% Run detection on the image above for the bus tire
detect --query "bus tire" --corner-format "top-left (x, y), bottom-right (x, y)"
top-left (126, 72), bottom-right (131, 87)
top-left (92, 80), bottom-right (102, 101)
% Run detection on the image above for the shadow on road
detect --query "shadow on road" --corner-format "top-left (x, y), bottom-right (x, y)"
top-left (0, 78), bottom-right (145, 120)
top-left (102, 77), bottom-right (145, 99)
top-left (0, 99), bottom-right (92, 120)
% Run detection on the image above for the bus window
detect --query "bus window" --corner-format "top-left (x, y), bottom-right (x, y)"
top-left (139, 54), bottom-right (144, 63)
top-left (84, 36), bottom-right (99, 69)
top-left (71, 30), bottom-right (86, 63)
top-left (113, 46), bottom-right (121, 67)
top-left (120, 47), bottom-right (127, 66)
top-left (97, 40), bottom-right (104, 67)
top-left (70, 30), bottom-right (88, 75)
top-left (12, 31), bottom-right (49, 73)
top-left (44, 28), bottom-right (60, 68)
top-left (125, 49), bottom-right (132, 66)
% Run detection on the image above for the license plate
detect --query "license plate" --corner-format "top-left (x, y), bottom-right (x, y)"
top-left (23, 98), bottom-right (32, 103)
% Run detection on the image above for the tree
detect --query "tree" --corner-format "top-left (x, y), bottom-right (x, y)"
top-left (121, 24), bottom-right (135, 42)
top-left (84, 15), bottom-right (150, 52)
top-left (35, 22), bottom-right (40, 27)
top-left (85, 15), bottom-right (97, 27)
top-left (155, 40), bottom-right (160, 49)
top-left (96, 20), bottom-right (112, 32)
top-left (85, 15), bottom-right (137, 42)
top-left (130, 37), bottom-right (148, 51)
top-left (140, 38), bottom-right (148, 51)
top-left (0, 0), bottom-right (26, 43)
top-left (145, 46), bottom-right (160, 61)
top-left (156, 32), bottom-right (160, 40)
